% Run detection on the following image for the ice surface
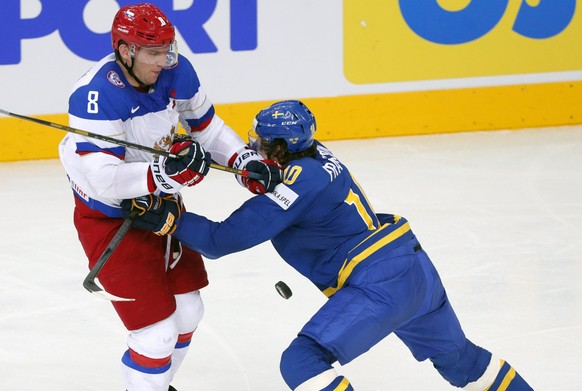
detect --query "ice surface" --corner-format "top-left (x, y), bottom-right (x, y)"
top-left (1, 126), bottom-right (581, 390)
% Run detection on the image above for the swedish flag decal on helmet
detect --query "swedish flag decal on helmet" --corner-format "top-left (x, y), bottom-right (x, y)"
top-left (253, 100), bottom-right (316, 153)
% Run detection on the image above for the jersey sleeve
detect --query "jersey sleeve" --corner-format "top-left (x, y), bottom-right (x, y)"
top-left (172, 160), bottom-right (327, 258)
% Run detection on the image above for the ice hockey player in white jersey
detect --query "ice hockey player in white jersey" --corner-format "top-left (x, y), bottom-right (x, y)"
top-left (58, 3), bottom-right (281, 391)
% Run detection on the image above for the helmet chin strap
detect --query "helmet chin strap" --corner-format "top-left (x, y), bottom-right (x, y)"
top-left (116, 51), bottom-right (153, 90)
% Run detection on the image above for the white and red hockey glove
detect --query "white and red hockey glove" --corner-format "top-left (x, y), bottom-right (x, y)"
top-left (243, 159), bottom-right (284, 194)
top-left (231, 148), bottom-right (283, 194)
top-left (149, 140), bottom-right (211, 193)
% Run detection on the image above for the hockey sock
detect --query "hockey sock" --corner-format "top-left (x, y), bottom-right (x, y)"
top-left (168, 331), bottom-right (194, 381)
top-left (121, 348), bottom-right (173, 391)
top-left (463, 356), bottom-right (533, 391)
top-left (295, 369), bottom-right (354, 391)
top-left (484, 359), bottom-right (533, 391)
top-left (320, 376), bottom-right (353, 391)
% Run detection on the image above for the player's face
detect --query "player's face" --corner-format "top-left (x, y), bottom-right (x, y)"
top-left (248, 129), bottom-right (268, 159)
top-left (256, 138), bottom-right (268, 159)
top-left (131, 46), bottom-right (170, 85)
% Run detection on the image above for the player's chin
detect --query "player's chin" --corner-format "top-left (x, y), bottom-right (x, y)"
top-left (143, 70), bottom-right (161, 85)
top-left (147, 74), bottom-right (161, 84)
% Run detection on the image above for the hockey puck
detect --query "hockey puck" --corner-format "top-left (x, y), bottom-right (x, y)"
top-left (275, 281), bottom-right (293, 299)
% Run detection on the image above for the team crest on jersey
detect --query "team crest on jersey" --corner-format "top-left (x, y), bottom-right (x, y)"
top-left (107, 71), bottom-right (125, 88)
top-left (153, 126), bottom-right (177, 155)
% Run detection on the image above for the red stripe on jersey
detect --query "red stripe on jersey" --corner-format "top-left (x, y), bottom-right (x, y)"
top-left (189, 117), bottom-right (212, 132)
top-left (228, 152), bottom-right (239, 168)
top-left (77, 150), bottom-right (124, 159)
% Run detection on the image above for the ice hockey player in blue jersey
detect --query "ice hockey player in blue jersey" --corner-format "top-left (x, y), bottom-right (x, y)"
top-left (121, 100), bottom-right (534, 390)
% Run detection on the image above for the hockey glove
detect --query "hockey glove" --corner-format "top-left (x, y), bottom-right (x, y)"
top-left (121, 194), bottom-right (181, 236)
top-left (231, 147), bottom-right (283, 194)
top-left (172, 133), bottom-right (193, 144)
top-left (150, 140), bottom-right (211, 193)
top-left (243, 160), bottom-right (284, 194)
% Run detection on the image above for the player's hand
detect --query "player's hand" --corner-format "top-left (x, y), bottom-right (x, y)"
top-left (172, 133), bottom-right (192, 144)
top-left (231, 147), bottom-right (282, 194)
top-left (121, 194), bottom-right (180, 236)
top-left (243, 160), bottom-right (283, 194)
top-left (166, 140), bottom-right (211, 186)
top-left (150, 140), bottom-right (211, 193)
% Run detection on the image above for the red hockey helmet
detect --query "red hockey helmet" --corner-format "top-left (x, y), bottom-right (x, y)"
top-left (112, 3), bottom-right (176, 50)
top-left (112, 3), bottom-right (177, 68)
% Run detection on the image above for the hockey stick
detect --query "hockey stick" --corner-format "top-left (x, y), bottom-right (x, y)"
top-left (82, 211), bottom-right (138, 302)
top-left (0, 108), bottom-right (263, 180)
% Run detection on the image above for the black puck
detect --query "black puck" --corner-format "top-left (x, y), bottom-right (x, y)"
top-left (275, 281), bottom-right (293, 299)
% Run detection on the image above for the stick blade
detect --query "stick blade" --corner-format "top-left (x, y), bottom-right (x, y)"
top-left (83, 278), bottom-right (135, 302)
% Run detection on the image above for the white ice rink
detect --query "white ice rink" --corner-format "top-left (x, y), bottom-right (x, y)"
top-left (1, 126), bottom-right (581, 390)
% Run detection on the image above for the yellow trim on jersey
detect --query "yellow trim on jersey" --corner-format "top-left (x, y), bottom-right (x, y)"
top-left (345, 189), bottom-right (376, 230)
top-left (323, 221), bottom-right (411, 297)
top-left (347, 215), bottom-right (402, 258)
top-left (350, 172), bottom-right (376, 217)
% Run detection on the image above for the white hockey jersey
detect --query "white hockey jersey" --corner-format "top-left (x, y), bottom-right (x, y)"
top-left (59, 53), bottom-right (248, 217)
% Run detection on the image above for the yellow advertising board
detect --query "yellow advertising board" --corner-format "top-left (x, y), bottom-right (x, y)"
top-left (1, 1), bottom-right (581, 162)
top-left (344, 0), bottom-right (582, 83)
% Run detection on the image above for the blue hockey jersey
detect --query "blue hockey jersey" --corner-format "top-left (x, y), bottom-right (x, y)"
top-left (174, 142), bottom-right (415, 294)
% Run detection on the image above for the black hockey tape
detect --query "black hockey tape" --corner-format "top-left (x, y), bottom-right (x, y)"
top-left (275, 281), bottom-right (293, 299)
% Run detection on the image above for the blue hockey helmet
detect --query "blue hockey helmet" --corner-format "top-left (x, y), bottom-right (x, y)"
top-left (251, 100), bottom-right (316, 153)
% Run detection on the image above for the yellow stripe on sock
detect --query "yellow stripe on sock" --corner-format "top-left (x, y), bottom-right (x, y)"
top-left (498, 367), bottom-right (517, 391)
top-left (334, 377), bottom-right (351, 391)
top-left (485, 360), bottom-right (504, 391)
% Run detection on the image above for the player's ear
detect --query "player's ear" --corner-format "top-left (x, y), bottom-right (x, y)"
top-left (118, 43), bottom-right (132, 63)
